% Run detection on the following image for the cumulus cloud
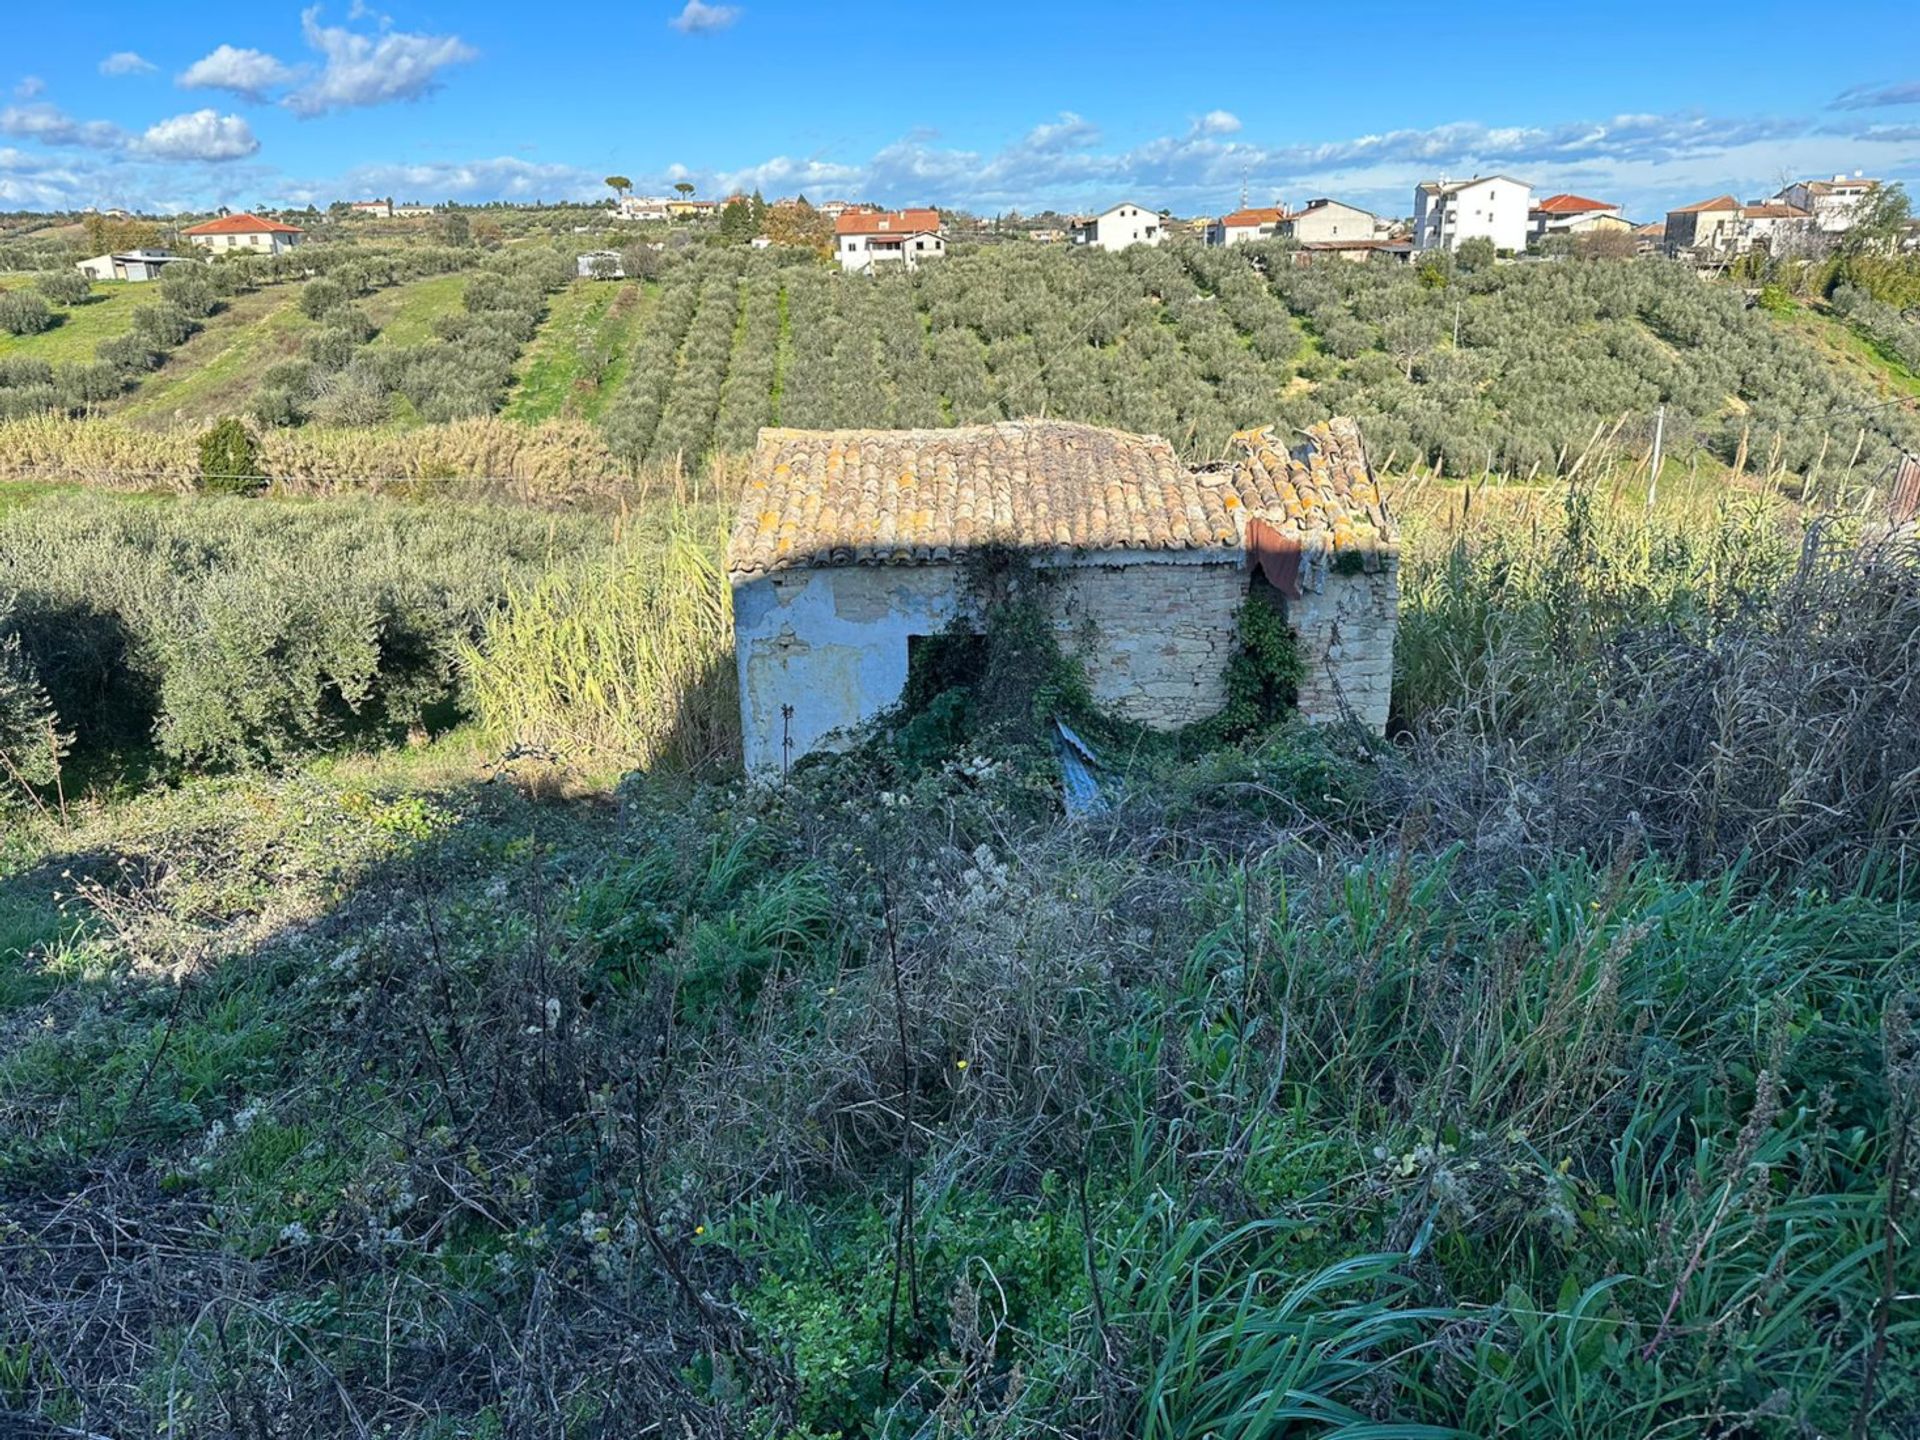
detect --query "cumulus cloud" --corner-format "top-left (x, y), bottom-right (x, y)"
top-left (284, 5), bottom-right (477, 116)
top-left (1830, 80), bottom-right (1920, 111)
top-left (100, 52), bottom-right (158, 77)
top-left (669, 1), bottom-right (741, 34)
top-left (179, 44), bottom-right (299, 101)
top-left (135, 109), bottom-right (260, 162)
top-left (0, 102), bottom-right (125, 150)
top-left (676, 104), bottom-right (1910, 222)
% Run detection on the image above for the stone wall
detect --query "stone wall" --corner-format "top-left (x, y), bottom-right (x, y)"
top-left (732, 550), bottom-right (1399, 773)
top-left (1053, 559), bottom-right (1247, 727)
top-left (1288, 558), bottom-right (1399, 732)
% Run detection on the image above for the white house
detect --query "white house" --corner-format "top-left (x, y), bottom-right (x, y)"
top-left (1284, 199), bottom-right (1378, 244)
top-left (1413, 176), bottom-right (1532, 254)
top-left (1774, 175), bottom-right (1879, 233)
top-left (613, 195), bottom-right (671, 222)
top-left (75, 250), bottom-right (188, 282)
top-left (181, 213), bottom-right (305, 255)
top-left (1206, 206), bottom-right (1287, 246)
top-left (835, 207), bottom-right (945, 272)
top-left (393, 203), bottom-right (436, 218)
top-left (348, 198), bottom-right (393, 219)
top-left (1069, 202), bottom-right (1163, 252)
top-left (1527, 193), bottom-right (1626, 244)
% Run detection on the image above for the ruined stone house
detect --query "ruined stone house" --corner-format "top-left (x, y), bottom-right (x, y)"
top-left (726, 416), bottom-right (1398, 774)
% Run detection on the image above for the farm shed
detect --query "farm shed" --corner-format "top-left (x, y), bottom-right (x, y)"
top-left (726, 417), bottom-right (1398, 773)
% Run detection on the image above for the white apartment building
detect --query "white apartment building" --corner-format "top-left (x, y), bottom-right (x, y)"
top-left (1773, 175), bottom-right (1880, 233)
top-left (1412, 175), bottom-right (1532, 254)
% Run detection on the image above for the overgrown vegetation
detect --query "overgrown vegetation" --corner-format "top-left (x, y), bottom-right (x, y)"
top-left (1, 454), bottom-right (1916, 1436)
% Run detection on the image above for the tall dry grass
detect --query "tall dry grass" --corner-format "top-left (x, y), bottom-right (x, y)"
top-left (459, 497), bottom-right (738, 772)
top-left (0, 414), bottom-right (746, 506)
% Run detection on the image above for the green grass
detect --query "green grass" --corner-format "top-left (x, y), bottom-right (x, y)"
top-left (503, 278), bottom-right (652, 422)
top-left (1768, 296), bottom-right (1920, 402)
top-left (112, 286), bottom-right (313, 425)
top-left (0, 282), bottom-right (145, 364)
top-left (363, 271), bottom-right (471, 350)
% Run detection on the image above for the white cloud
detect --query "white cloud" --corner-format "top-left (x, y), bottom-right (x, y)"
top-left (135, 109), bottom-right (260, 162)
top-left (669, 1), bottom-right (741, 34)
top-left (0, 102), bottom-right (125, 150)
top-left (675, 105), bottom-right (1917, 223)
top-left (100, 52), bottom-right (158, 78)
top-left (304, 155), bottom-right (602, 204)
top-left (179, 45), bottom-right (299, 102)
top-left (284, 6), bottom-right (477, 116)
top-left (14, 76), bottom-right (45, 100)
top-left (1831, 80), bottom-right (1920, 111)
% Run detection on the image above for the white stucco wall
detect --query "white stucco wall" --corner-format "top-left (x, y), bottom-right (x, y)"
top-left (732, 550), bottom-right (1400, 773)
top-left (1414, 177), bottom-right (1531, 254)
top-left (1084, 205), bottom-right (1163, 251)
top-left (1287, 201), bottom-right (1376, 244)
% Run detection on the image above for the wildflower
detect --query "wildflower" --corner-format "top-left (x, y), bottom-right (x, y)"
top-left (955, 1059), bottom-right (969, 1071)
top-left (694, 1224), bottom-right (706, 1236)
top-left (279, 1221), bottom-right (313, 1247)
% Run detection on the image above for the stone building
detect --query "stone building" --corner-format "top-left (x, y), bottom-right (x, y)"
top-left (726, 417), bottom-right (1398, 774)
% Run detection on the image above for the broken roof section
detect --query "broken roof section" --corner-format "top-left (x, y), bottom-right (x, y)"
top-left (725, 416), bottom-right (1394, 578)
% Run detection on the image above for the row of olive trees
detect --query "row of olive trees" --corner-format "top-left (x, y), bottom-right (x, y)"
top-left (590, 240), bottom-right (1917, 478)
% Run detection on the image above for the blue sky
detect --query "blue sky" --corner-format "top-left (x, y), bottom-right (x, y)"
top-left (4, 0), bottom-right (1917, 219)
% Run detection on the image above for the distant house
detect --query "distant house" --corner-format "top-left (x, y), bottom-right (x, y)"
top-left (75, 249), bottom-right (187, 282)
top-left (1662, 195), bottom-right (1744, 257)
top-left (1413, 176), bottom-right (1533, 254)
top-left (348, 198), bottom-right (393, 219)
top-left (1296, 240), bottom-right (1413, 265)
top-left (1285, 198), bottom-right (1379, 244)
top-left (1528, 193), bottom-right (1626, 244)
top-left (1069, 201), bottom-right (1163, 252)
top-left (1774, 175), bottom-right (1879, 233)
top-left (182, 212), bottom-right (305, 255)
top-left (835, 207), bottom-right (946, 272)
top-left (1739, 202), bottom-right (1816, 253)
top-left (1030, 227), bottom-right (1067, 244)
top-left (665, 198), bottom-right (719, 219)
top-left (1206, 206), bottom-right (1287, 246)
top-left (1631, 221), bottom-right (1666, 255)
top-left (393, 203), bottom-right (436, 218)
top-left (614, 195), bottom-right (671, 221)
top-left (818, 200), bottom-right (868, 220)
top-left (577, 250), bottom-right (625, 279)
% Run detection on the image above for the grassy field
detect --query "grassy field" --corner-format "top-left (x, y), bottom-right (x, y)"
top-left (0, 462), bottom-right (1916, 1436)
top-left (363, 270), bottom-right (472, 349)
top-left (0, 281), bottom-right (144, 364)
top-left (1771, 295), bottom-right (1920, 402)
top-left (503, 277), bottom-right (652, 422)
top-left (111, 286), bottom-right (313, 425)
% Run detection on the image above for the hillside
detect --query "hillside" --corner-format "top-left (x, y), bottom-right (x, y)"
top-left (6, 243), bottom-right (1918, 493)
top-left (1, 463), bottom-right (1915, 1436)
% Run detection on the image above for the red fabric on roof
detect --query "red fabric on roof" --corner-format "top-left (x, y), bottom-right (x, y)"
top-left (1248, 516), bottom-right (1304, 599)
top-left (835, 208), bottom-right (941, 236)
top-left (181, 213), bottom-right (303, 236)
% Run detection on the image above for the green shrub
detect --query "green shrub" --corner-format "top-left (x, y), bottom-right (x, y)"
top-left (31, 270), bottom-right (92, 306)
top-left (0, 290), bottom-right (54, 336)
top-left (196, 417), bottom-right (261, 494)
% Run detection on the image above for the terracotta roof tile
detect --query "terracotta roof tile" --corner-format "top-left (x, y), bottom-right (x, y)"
top-left (1668, 194), bottom-right (1741, 215)
top-left (181, 212), bottom-right (303, 236)
top-left (1534, 193), bottom-right (1616, 214)
top-left (835, 207), bottom-right (941, 236)
top-left (726, 417), bottom-right (1393, 577)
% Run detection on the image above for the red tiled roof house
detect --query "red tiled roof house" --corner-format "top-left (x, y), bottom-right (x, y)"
top-left (835, 207), bottom-right (945, 272)
top-left (181, 212), bottom-right (305, 256)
